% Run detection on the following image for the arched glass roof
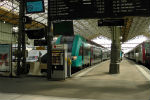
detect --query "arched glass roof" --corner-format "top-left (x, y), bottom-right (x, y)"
top-left (0, 0), bottom-right (150, 43)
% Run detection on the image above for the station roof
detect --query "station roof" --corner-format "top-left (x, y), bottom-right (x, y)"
top-left (0, 0), bottom-right (150, 42)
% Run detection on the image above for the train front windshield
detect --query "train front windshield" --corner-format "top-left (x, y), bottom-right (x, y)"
top-left (60, 36), bottom-right (74, 52)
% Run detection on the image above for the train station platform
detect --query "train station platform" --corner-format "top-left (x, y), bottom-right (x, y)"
top-left (0, 58), bottom-right (150, 100)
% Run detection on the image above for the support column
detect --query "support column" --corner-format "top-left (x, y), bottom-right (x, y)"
top-left (47, 0), bottom-right (53, 79)
top-left (109, 27), bottom-right (121, 74)
top-left (17, 0), bottom-right (25, 75)
top-left (22, 1), bottom-right (26, 74)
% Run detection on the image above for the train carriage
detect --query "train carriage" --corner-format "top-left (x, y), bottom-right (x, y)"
top-left (56, 35), bottom-right (109, 69)
top-left (125, 41), bottom-right (150, 69)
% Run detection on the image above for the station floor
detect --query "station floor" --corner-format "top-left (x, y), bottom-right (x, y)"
top-left (0, 58), bottom-right (150, 100)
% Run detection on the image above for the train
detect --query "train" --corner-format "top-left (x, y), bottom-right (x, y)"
top-left (55, 35), bottom-right (110, 70)
top-left (125, 41), bottom-right (150, 69)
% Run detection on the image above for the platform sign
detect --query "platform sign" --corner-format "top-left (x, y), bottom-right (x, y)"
top-left (49, 0), bottom-right (150, 21)
top-left (0, 44), bottom-right (11, 72)
top-left (98, 19), bottom-right (125, 26)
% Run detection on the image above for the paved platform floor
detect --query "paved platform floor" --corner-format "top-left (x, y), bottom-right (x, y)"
top-left (0, 58), bottom-right (150, 100)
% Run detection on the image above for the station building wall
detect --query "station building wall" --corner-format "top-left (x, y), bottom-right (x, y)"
top-left (0, 21), bottom-right (17, 44)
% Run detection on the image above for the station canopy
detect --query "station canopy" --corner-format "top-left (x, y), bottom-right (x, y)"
top-left (0, 0), bottom-right (150, 43)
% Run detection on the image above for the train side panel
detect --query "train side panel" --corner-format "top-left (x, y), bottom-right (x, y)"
top-left (143, 42), bottom-right (150, 68)
top-left (126, 41), bottom-right (150, 69)
top-left (71, 35), bottom-right (85, 68)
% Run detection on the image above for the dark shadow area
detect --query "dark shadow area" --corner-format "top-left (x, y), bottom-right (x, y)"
top-left (125, 58), bottom-right (148, 67)
top-left (125, 59), bottom-right (136, 65)
top-left (80, 72), bottom-right (109, 77)
top-left (125, 58), bottom-right (150, 73)
top-left (136, 82), bottom-right (150, 89)
top-left (0, 59), bottom-right (150, 99)
top-left (0, 77), bottom-right (149, 99)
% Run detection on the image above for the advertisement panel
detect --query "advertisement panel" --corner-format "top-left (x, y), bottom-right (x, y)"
top-left (0, 44), bottom-right (11, 72)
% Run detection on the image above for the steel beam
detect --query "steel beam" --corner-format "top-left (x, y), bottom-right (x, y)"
top-left (47, 0), bottom-right (53, 80)
top-left (17, 0), bottom-right (25, 75)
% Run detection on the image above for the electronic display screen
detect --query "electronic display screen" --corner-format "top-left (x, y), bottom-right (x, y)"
top-left (26, 0), bottom-right (45, 14)
top-left (53, 21), bottom-right (74, 36)
top-left (49, 0), bottom-right (150, 20)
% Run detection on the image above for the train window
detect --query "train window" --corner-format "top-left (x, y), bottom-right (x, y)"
top-left (146, 48), bottom-right (150, 56)
top-left (60, 36), bottom-right (74, 42)
top-left (83, 47), bottom-right (90, 56)
top-left (79, 46), bottom-right (83, 56)
top-left (60, 36), bottom-right (74, 52)
top-left (68, 44), bottom-right (73, 52)
top-left (135, 48), bottom-right (139, 53)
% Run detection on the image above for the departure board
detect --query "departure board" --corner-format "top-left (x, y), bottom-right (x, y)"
top-left (49, 0), bottom-right (105, 20)
top-left (49, 0), bottom-right (150, 21)
top-left (111, 0), bottom-right (150, 17)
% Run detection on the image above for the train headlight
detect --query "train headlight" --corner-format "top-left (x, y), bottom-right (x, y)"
top-left (72, 56), bottom-right (77, 60)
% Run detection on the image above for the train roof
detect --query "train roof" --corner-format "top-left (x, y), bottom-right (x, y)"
top-left (126, 40), bottom-right (150, 54)
top-left (86, 39), bottom-right (105, 48)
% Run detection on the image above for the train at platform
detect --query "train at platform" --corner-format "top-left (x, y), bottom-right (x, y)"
top-left (125, 41), bottom-right (150, 69)
top-left (55, 35), bottom-right (110, 70)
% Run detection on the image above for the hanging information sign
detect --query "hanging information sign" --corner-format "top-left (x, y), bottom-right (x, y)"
top-left (49, 0), bottom-right (150, 20)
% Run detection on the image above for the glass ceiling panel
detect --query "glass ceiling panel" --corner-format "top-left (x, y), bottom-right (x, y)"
top-left (0, 0), bottom-right (47, 25)
top-left (0, 0), bottom-right (150, 43)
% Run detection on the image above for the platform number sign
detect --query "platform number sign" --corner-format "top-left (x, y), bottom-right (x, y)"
top-left (26, 0), bottom-right (45, 14)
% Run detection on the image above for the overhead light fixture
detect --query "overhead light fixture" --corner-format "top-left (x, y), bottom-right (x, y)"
top-left (120, 36), bottom-right (123, 40)
top-left (12, 27), bottom-right (19, 33)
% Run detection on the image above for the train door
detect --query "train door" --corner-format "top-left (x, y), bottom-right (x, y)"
top-left (135, 47), bottom-right (139, 63)
top-left (144, 42), bottom-right (150, 66)
top-left (100, 49), bottom-right (103, 62)
top-left (83, 45), bottom-right (90, 67)
top-left (90, 47), bottom-right (93, 66)
top-left (141, 44), bottom-right (145, 64)
top-left (79, 45), bottom-right (84, 67)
